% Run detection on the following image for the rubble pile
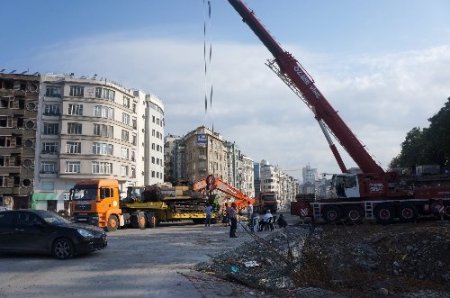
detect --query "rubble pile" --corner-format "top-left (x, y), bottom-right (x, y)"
top-left (195, 220), bottom-right (450, 297)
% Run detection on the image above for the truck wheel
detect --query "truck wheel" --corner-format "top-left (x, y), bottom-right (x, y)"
top-left (107, 215), bottom-right (119, 232)
top-left (374, 204), bottom-right (395, 225)
top-left (345, 206), bottom-right (364, 224)
top-left (137, 214), bottom-right (146, 230)
top-left (131, 213), bottom-right (146, 229)
top-left (148, 216), bottom-right (158, 228)
top-left (322, 205), bottom-right (342, 223)
top-left (398, 204), bottom-right (418, 222)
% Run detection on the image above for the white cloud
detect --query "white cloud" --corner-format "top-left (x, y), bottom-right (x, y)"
top-left (28, 35), bottom-right (450, 178)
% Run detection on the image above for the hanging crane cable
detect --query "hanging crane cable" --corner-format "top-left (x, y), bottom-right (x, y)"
top-left (203, 0), bottom-right (214, 130)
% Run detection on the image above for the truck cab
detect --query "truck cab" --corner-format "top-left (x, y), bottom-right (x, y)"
top-left (70, 179), bottom-right (122, 230)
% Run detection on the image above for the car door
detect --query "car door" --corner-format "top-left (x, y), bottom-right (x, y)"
top-left (10, 211), bottom-right (50, 253)
top-left (0, 211), bottom-right (15, 251)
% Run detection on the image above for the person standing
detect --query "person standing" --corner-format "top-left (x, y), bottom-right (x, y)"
top-left (246, 203), bottom-right (253, 219)
top-left (229, 202), bottom-right (238, 238)
top-left (204, 203), bottom-right (213, 227)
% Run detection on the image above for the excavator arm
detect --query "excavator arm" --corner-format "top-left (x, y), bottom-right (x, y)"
top-left (193, 175), bottom-right (255, 210)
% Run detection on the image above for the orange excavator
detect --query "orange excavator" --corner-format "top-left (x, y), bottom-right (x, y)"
top-left (193, 175), bottom-right (256, 211)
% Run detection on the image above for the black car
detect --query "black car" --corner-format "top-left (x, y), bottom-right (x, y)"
top-left (0, 209), bottom-right (107, 259)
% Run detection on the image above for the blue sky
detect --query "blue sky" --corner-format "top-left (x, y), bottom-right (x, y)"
top-left (2, 0), bottom-right (450, 179)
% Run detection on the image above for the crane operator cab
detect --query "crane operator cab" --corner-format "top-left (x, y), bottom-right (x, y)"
top-left (331, 173), bottom-right (361, 199)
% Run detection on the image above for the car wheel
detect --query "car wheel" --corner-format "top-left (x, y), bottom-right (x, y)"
top-left (107, 215), bottom-right (119, 232)
top-left (52, 238), bottom-right (74, 260)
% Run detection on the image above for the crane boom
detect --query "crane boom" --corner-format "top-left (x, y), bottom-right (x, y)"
top-left (228, 0), bottom-right (384, 175)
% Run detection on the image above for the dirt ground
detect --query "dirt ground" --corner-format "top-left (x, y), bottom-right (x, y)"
top-left (196, 218), bottom-right (450, 297)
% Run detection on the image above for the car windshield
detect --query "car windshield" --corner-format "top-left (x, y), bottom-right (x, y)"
top-left (36, 210), bottom-right (71, 225)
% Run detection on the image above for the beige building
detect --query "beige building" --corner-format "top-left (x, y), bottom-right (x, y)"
top-left (0, 72), bottom-right (40, 210)
top-left (32, 74), bottom-right (163, 211)
top-left (182, 126), bottom-right (226, 183)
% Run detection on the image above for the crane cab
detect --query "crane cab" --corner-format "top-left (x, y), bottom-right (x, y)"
top-left (331, 174), bottom-right (361, 199)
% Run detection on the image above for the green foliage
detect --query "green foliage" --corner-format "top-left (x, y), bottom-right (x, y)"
top-left (390, 97), bottom-right (450, 169)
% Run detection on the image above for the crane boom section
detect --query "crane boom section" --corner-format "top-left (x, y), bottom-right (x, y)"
top-left (228, 0), bottom-right (384, 175)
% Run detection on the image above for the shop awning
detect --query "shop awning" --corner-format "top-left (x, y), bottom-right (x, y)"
top-left (32, 193), bottom-right (58, 201)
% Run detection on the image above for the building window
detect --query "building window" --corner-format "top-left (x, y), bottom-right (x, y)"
top-left (94, 105), bottom-right (114, 119)
top-left (0, 136), bottom-right (11, 148)
top-left (43, 123), bottom-right (59, 135)
top-left (0, 176), bottom-right (8, 187)
top-left (95, 87), bottom-right (115, 101)
top-left (67, 123), bottom-right (82, 134)
top-left (121, 165), bottom-right (128, 176)
top-left (92, 161), bottom-right (112, 174)
top-left (68, 104), bottom-right (83, 115)
top-left (92, 143), bottom-right (113, 155)
top-left (69, 85), bottom-right (84, 97)
top-left (65, 161), bottom-right (80, 173)
top-left (45, 86), bottom-right (62, 97)
top-left (0, 156), bottom-right (10, 167)
top-left (122, 112), bottom-right (130, 125)
top-left (123, 96), bottom-right (130, 108)
top-left (0, 116), bottom-right (12, 128)
top-left (43, 142), bottom-right (58, 154)
top-left (44, 104), bottom-right (59, 116)
top-left (41, 161), bottom-right (56, 173)
top-left (66, 142), bottom-right (81, 154)
top-left (93, 124), bottom-right (113, 137)
top-left (121, 130), bottom-right (129, 142)
top-left (121, 147), bottom-right (129, 159)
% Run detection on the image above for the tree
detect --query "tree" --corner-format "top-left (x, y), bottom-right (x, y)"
top-left (390, 97), bottom-right (450, 169)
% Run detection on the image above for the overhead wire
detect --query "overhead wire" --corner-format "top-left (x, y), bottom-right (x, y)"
top-left (203, 0), bottom-right (214, 130)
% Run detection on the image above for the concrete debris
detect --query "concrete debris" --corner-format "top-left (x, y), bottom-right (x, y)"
top-left (195, 220), bottom-right (450, 297)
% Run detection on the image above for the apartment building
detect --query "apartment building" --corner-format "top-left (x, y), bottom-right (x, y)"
top-left (240, 155), bottom-right (255, 198)
top-left (181, 126), bottom-right (226, 183)
top-left (143, 93), bottom-right (165, 185)
top-left (164, 134), bottom-right (183, 184)
top-left (0, 72), bottom-right (40, 210)
top-left (259, 159), bottom-right (299, 211)
top-left (31, 74), bottom-right (163, 212)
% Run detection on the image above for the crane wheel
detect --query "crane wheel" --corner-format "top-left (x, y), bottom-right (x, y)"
top-left (374, 204), bottom-right (395, 225)
top-left (397, 204), bottom-right (418, 222)
top-left (444, 205), bottom-right (450, 219)
top-left (106, 215), bottom-right (119, 232)
top-left (345, 206), bottom-right (364, 224)
top-left (322, 205), bottom-right (342, 223)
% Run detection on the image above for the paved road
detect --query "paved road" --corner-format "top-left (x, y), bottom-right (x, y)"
top-left (0, 215), bottom-right (295, 298)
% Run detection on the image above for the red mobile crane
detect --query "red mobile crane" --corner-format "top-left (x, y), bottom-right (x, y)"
top-left (228, 0), bottom-right (450, 223)
top-left (193, 175), bottom-right (256, 211)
